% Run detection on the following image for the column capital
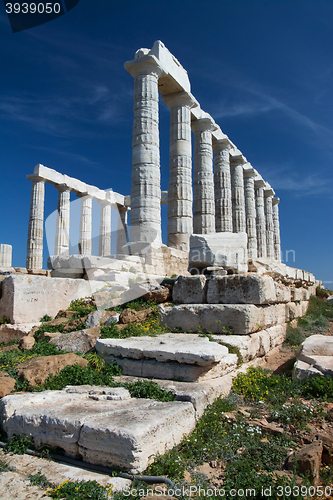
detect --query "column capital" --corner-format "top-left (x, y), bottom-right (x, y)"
top-left (212, 137), bottom-right (233, 152)
top-left (230, 150), bottom-right (246, 165)
top-left (55, 184), bottom-right (71, 193)
top-left (191, 117), bottom-right (217, 133)
top-left (272, 197), bottom-right (280, 205)
top-left (162, 91), bottom-right (198, 109)
top-left (264, 188), bottom-right (274, 197)
top-left (96, 199), bottom-right (111, 207)
top-left (26, 174), bottom-right (46, 183)
top-left (254, 178), bottom-right (266, 189)
top-left (243, 164), bottom-right (256, 178)
top-left (125, 55), bottom-right (164, 79)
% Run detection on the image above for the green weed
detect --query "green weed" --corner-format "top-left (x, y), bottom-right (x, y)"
top-left (28, 472), bottom-right (51, 488)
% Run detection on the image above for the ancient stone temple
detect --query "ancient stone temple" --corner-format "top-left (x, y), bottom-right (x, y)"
top-left (24, 41), bottom-right (284, 279)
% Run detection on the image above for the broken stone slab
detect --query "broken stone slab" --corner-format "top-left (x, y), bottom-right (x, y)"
top-left (0, 322), bottom-right (41, 344)
top-left (49, 328), bottom-right (101, 354)
top-left (16, 353), bottom-right (88, 386)
top-left (64, 386), bottom-right (131, 400)
top-left (119, 307), bottom-right (154, 324)
top-left (0, 275), bottom-right (105, 324)
top-left (85, 310), bottom-right (117, 328)
top-left (297, 334), bottom-right (333, 357)
top-left (188, 232), bottom-right (248, 274)
top-left (0, 450), bottom-right (131, 492)
top-left (296, 354), bottom-right (333, 377)
top-left (212, 324), bottom-right (287, 362)
top-left (122, 280), bottom-right (170, 304)
top-left (114, 374), bottom-right (234, 419)
top-left (0, 470), bottom-right (51, 500)
top-left (159, 303), bottom-right (288, 335)
top-left (0, 390), bottom-right (196, 473)
top-left (292, 359), bottom-right (324, 381)
top-left (172, 275), bottom-right (207, 304)
top-left (96, 333), bottom-right (229, 366)
top-left (206, 274), bottom-right (277, 305)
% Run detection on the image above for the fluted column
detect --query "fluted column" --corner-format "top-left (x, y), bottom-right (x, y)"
top-left (192, 118), bottom-right (216, 234)
top-left (0, 245), bottom-right (12, 268)
top-left (213, 139), bottom-right (233, 232)
top-left (264, 188), bottom-right (275, 259)
top-left (163, 92), bottom-right (197, 251)
top-left (26, 175), bottom-right (45, 269)
top-left (98, 201), bottom-right (111, 257)
top-left (243, 166), bottom-right (257, 258)
top-left (54, 186), bottom-right (70, 256)
top-left (272, 197), bottom-right (281, 262)
top-left (117, 205), bottom-right (128, 254)
top-left (127, 58), bottom-right (164, 246)
top-left (254, 179), bottom-right (267, 258)
top-left (78, 195), bottom-right (92, 255)
top-left (230, 154), bottom-right (246, 233)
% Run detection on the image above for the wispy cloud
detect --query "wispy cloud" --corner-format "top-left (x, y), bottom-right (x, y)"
top-left (27, 145), bottom-right (99, 166)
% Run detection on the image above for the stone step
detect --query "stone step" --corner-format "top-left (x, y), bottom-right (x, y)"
top-left (96, 333), bottom-right (238, 382)
top-left (0, 388), bottom-right (196, 474)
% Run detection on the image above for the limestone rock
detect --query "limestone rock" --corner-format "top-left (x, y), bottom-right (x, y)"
top-left (19, 335), bottom-right (35, 350)
top-left (62, 316), bottom-right (88, 332)
top-left (0, 471), bottom-right (51, 500)
top-left (297, 334), bottom-right (333, 357)
top-left (49, 328), bottom-right (101, 354)
top-left (55, 310), bottom-right (78, 319)
top-left (85, 310), bottom-right (117, 328)
top-left (293, 359), bottom-right (324, 381)
top-left (16, 353), bottom-right (88, 385)
top-left (0, 322), bottom-right (41, 345)
top-left (0, 390), bottom-right (196, 473)
top-left (119, 307), bottom-right (154, 324)
top-left (286, 441), bottom-right (322, 483)
top-left (0, 274), bottom-right (104, 324)
top-left (105, 313), bottom-right (120, 325)
top-left (274, 281), bottom-right (291, 303)
top-left (0, 372), bottom-right (16, 397)
top-left (172, 275), bottom-right (207, 304)
top-left (207, 274), bottom-right (276, 305)
top-left (316, 432), bottom-right (333, 465)
top-left (188, 232), bottom-right (248, 273)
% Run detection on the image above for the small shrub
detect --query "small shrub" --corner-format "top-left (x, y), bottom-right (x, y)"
top-left (0, 458), bottom-right (9, 472)
top-left (124, 380), bottom-right (175, 402)
top-left (41, 363), bottom-right (122, 390)
top-left (284, 326), bottom-right (306, 347)
top-left (28, 472), bottom-right (51, 488)
top-left (4, 434), bottom-right (34, 454)
top-left (84, 353), bottom-right (105, 373)
top-left (1, 316), bottom-right (10, 325)
top-left (40, 315), bottom-right (52, 323)
top-left (47, 479), bottom-right (112, 499)
top-left (300, 376), bottom-right (333, 401)
top-left (232, 367), bottom-right (292, 404)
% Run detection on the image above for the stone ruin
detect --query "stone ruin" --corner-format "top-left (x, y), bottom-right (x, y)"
top-left (0, 41), bottom-right (323, 478)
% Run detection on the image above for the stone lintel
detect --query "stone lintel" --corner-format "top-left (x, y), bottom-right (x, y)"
top-left (254, 178), bottom-right (266, 189)
top-left (264, 188), bottom-right (275, 197)
top-left (243, 163), bottom-right (256, 177)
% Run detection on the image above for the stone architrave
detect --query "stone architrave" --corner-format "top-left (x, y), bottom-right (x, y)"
top-left (213, 138), bottom-right (233, 233)
top-left (116, 205), bottom-right (128, 254)
top-left (243, 165), bottom-right (257, 259)
top-left (26, 174), bottom-right (45, 270)
top-left (78, 195), bottom-right (92, 256)
top-left (98, 201), bottom-right (111, 257)
top-left (54, 185), bottom-right (70, 256)
top-left (230, 153), bottom-right (246, 233)
top-left (254, 178), bottom-right (267, 258)
top-left (264, 187), bottom-right (275, 259)
top-left (272, 197), bottom-right (281, 262)
top-left (163, 92), bottom-right (197, 251)
top-left (0, 244), bottom-right (12, 268)
top-left (126, 56), bottom-right (164, 246)
top-left (192, 118), bottom-right (216, 234)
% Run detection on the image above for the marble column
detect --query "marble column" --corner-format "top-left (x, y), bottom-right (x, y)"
top-left (127, 58), bottom-right (164, 246)
top-left (98, 201), bottom-right (111, 257)
top-left (272, 197), bottom-right (281, 262)
top-left (116, 205), bottom-right (128, 255)
top-left (213, 139), bottom-right (233, 233)
top-left (264, 188), bottom-right (275, 259)
top-left (230, 154), bottom-right (246, 233)
top-left (78, 195), bottom-right (92, 256)
top-left (163, 92), bottom-right (197, 251)
top-left (254, 179), bottom-right (267, 258)
top-left (26, 175), bottom-right (45, 269)
top-left (243, 166), bottom-right (257, 258)
top-left (192, 118), bottom-right (216, 234)
top-left (0, 244), bottom-right (12, 268)
top-left (54, 186), bottom-right (70, 256)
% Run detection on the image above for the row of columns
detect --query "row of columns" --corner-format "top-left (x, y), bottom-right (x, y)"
top-left (26, 177), bottom-right (128, 270)
top-left (127, 57), bottom-right (281, 261)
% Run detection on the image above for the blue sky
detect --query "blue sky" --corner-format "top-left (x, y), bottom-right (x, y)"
top-left (0, 0), bottom-right (332, 284)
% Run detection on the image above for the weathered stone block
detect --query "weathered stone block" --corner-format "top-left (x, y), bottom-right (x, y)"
top-left (50, 328), bottom-right (101, 354)
top-left (0, 275), bottom-right (104, 324)
top-left (207, 274), bottom-right (276, 305)
top-left (0, 323), bottom-right (41, 344)
top-left (188, 232), bottom-right (248, 273)
top-left (172, 275), bottom-right (207, 304)
top-left (290, 288), bottom-right (303, 301)
top-left (274, 282), bottom-right (291, 303)
top-left (298, 334), bottom-right (333, 357)
top-left (0, 390), bottom-right (196, 473)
